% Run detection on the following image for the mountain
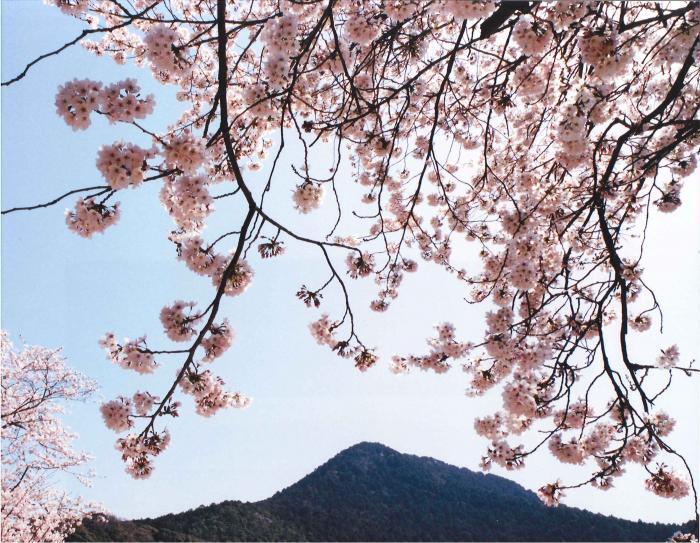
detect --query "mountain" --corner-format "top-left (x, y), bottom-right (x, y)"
top-left (70, 442), bottom-right (696, 542)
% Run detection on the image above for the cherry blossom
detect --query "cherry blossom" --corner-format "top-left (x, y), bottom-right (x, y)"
top-left (179, 369), bottom-right (250, 417)
top-left (144, 25), bottom-right (191, 80)
top-left (538, 481), bottom-right (565, 507)
top-left (99, 333), bottom-right (157, 374)
top-left (1, 332), bottom-right (101, 542)
top-left (292, 182), bottom-right (324, 214)
top-left (645, 465), bottom-right (690, 500)
top-left (96, 141), bottom-right (155, 189)
top-left (160, 300), bottom-right (201, 342)
top-left (3, 0), bottom-right (698, 513)
top-left (133, 391), bottom-right (159, 417)
top-left (163, 131), bottom-right (206, 173)
top-left (657, 345), bottom-right (681, 368)
top-left (65, 197), bottom-right (120, 238)
top-left (54, 78), bottom-right (101, 130)
top-left (201, 320), bottom-right (234, 362)
top-left (100, 397), bottom-right (134, 433)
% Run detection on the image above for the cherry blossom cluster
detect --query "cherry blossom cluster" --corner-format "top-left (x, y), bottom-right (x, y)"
top-left (163, 131), bottom-right (206, 173)
top-left (622, 436), bottom-right (659, 465)
top-left (160, 300), bottom-right (201, 342)
top-left (55, 78), bottom-right (154, 130)
top-left (116, 431), bottom-right (171, 479)
top-left (392, 323), bottom-right (472, 374)
top-left (50, 0), bottom-right (89, 18)
top-left (101, 390), bottom-right (161, 431)
top-left (346, 252), bottom-right (375, 279)
top-left (292, 182), bottom-right (324, 214)
top-left (354, 349), bottom-right (378, 372)
top-left (370, 259), bottom-right (418, 313)
top-left (99, 78), bottom-right (155, 123)
top-left (261, 13), bottom-right (300, 88)
top-left (144, 25), bottom-right (191, 80)
top-left (1, 332), bottom-right (101, 542)
top-left (65, 197), bottom-right (120, 238)
top-left (657, 345), bottom-right (680, 369)
top-left (309, 314), bottom-right (339, 348)
top-left (201, 320), bottom-right (234, 362)
top-left (343, 11), bottom-right (379, 46)
top-left (258, 238), bottom-right (286, 259)
top-left (54, 78), bottom-right (101, 130)
top-left (645, 465), bottom-right (691, 500)
top-left (100, 397), bottom-right (134, 433)
top-left (261, 12), bottom-right (299, 54)
top-left (179, 369), bottom-right (250, 417)
top-left (578, 25), bottom-right (631, 80)
top-left (27, 0), bottom-right (699, 512)
top-left (160, 174), bottom-right (213, 231)
top-left (481, 439), bottom-right (525, 472)
top-left (656, 187), bottom-right (683, 213)
top-left (174, 235), bottom-right (226, 276)
top-left (212, 259), bottom-right (254, 297)
top-left (441, 0), bottom-right (496, 20)
top-left (133, 391), bottom-right (159, 416)
top-left (513, 16), bottom-right (552, 56)
top-left (669, 532), bottom-right (697, 543)
top-left (537, 481), bottom-right (566, 507)
top-left (96, 308), bottom-right (242, 476)
top-left (99, 333), bottom-right (157, 374)
top-left (96, 141), bottom-right (155, 189)
top-left (296, 285), bottom-right (323, 308)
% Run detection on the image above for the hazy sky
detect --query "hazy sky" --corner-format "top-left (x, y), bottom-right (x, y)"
top-left (2, 2), bottom-right (698, 524)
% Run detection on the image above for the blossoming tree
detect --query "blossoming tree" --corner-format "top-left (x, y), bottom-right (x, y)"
top-left (3, 0), bottom-right (699, 516)
top-left (1, 332), bottom-right (100, 542)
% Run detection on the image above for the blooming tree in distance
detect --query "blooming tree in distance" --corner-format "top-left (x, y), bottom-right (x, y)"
top-left (3, 0), bottom-right (699, 516)
top-left (1, 332), bottom-right (101, 542)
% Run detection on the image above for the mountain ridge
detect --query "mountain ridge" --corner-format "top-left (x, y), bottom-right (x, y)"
top-left (70, 442), bottom-right (696, 542)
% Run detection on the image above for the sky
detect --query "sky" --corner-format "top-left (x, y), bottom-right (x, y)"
top-left (1, 1), bottom-right (699, 525)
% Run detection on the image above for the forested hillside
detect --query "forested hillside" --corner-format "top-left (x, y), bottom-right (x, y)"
top-left (71, 443), bottom-right (695, 542)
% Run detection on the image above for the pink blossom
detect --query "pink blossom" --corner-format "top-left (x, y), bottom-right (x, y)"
top-left (160, 300), bottom-right (201, 341)
top-left (644, 466), bottom-right (690, 499)
top-left (100, 397), bottom-right (134, 432)
top-left (292, 182), bottom-right (324, 213)
top-left (1, 332), bottom-right (101, 541)
top-left (96, 141), bottom-right (154, 189)
top-left (201, 320), bottom-right (234, 362)
top-left (133, 391), bottom-right (159, 416)
top-left (99, 333), bottom-right (157, 374)
top-left (537, 481), bottom-right (565, 507)
top-left (657, 345), bottom-right (680, 368)
top-left (65, 197), bottom-right (120, 238)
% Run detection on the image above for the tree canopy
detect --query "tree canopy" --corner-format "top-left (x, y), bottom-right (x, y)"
top-left (3, 0), bottom-right (699, 519)
top-left (1, 333), bottom-right (101, 542)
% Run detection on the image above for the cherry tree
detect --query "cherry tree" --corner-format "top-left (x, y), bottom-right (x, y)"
top-left (3, 0), bottom-right (699, 519)
top-left (1, 332), bottom-right (101, 542)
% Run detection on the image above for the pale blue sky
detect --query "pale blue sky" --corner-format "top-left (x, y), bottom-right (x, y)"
top-left (2, 1), bottom-right (698, 524)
